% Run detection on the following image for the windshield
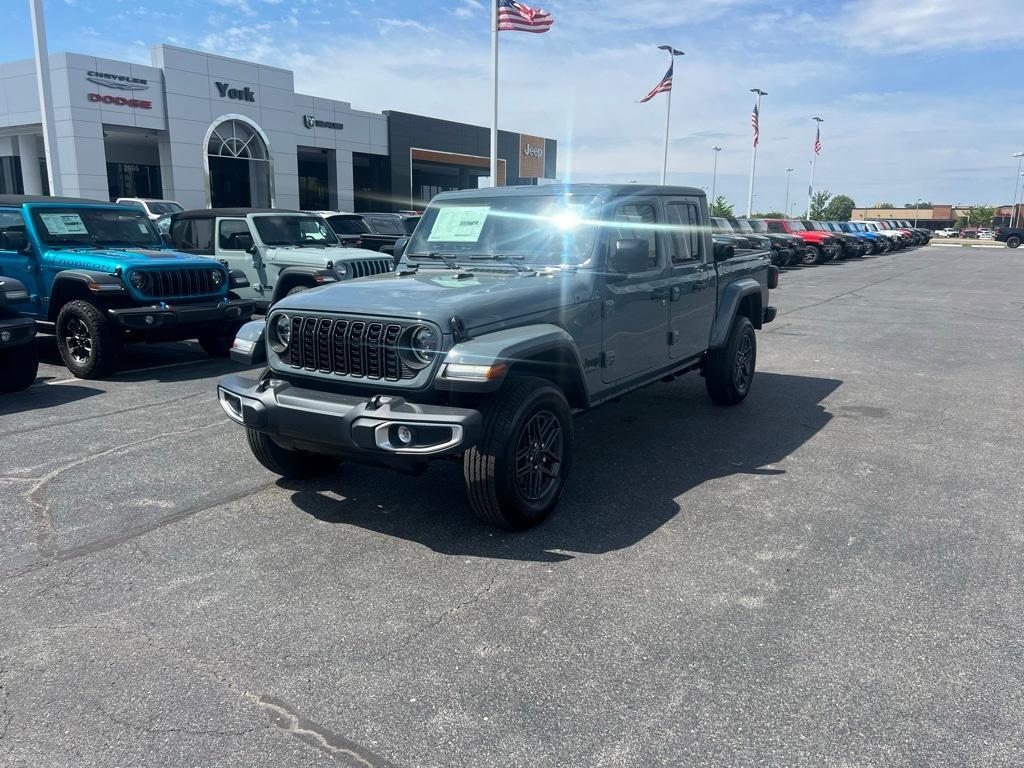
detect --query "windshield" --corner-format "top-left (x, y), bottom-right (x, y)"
top-left (747, 219), bottom-right (768, 233)
top-left (147, 202), bottom-right (183, 215)
top-left (801, 220), bottom-right (824, 231)
top-left (327, 216), bottom-right (371, 236)
top-left (733, 219), bottom-right (754, 233)
top-left (407, 194), bottom-right (602, 265)
top-left (31, 206), bottom-right (163, 248)
top-left (253, 215), bottom-right (340, 247)
top-left (711, 217), bottom-right (733, 233)
top-left (787, 220), bottom-right (806, 231)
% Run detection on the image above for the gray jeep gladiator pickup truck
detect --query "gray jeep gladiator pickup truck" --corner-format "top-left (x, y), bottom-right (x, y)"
top-left (218, 185), bottom-right (777, 529)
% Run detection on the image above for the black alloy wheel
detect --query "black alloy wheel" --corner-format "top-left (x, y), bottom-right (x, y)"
top-left (513, 409), bottom-right (564, 505)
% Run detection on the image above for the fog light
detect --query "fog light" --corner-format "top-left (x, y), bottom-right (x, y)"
top-left (397, 425), bottom-right (414, 445)
top-left (0, 330), bottom-right (10, 343)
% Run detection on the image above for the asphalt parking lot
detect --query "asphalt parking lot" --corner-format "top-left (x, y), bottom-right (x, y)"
top-left (2, 244), bottom-right (1022, 767)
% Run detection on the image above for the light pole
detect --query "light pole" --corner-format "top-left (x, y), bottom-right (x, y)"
top-left (711, 146), bottom-right (722, 205)
top-left (806, 117), bottom-right (823, 218)
top-left (914, 198), bottom-right (922, 227)
top-left (790, 202), bottom-right (797, 219)
top-left (784, 167), bottom-right (794, 217)
top-left (746, 88), bottom-right (766, 218)
top-left (1011, 152), bottom-right (1024, 228)
top-left (657, 45), bottom-right (685, 185)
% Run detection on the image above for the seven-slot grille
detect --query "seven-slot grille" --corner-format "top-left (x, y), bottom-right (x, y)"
top-left (131, 268), bottom-right (224, 299)
top-left (346, 258), bottom-right (395, 278)
top-left (287, 315), bottom-right (416, 381)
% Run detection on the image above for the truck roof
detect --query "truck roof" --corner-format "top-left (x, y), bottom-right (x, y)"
top-left (176, 208), bottom-right (303, 218)
top-left (430, 183), bottom-right (707, 202)
top-left (0, 195), bottom-right (111, 206)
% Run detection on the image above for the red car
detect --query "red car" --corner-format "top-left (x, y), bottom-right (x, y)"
top-left (760, 219), bottom-right (842, 265)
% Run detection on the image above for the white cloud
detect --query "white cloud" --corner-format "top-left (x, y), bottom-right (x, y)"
top-left (453, 0), bottom-right (484, 18)
top-left (378, 18), bottom-right (434, 34)
top-left (833, 0), bottom-right (1021, 53)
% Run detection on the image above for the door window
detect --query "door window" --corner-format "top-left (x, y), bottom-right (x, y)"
top-left (665, 202), bottom-right (702, 263)
top-left (611, 203), bottom-right (659, 270)
top-left (219, 219), bottom-right (251, 250)
top-left (0, 211), bottom-right (25, 244)
top-left (170, 218), bottom-right (214, 253)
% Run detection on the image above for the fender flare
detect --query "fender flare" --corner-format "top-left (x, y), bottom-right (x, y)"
top-left (270, 267), bottom-right (337, 303)
top-left (229, 318), bottom-right (267, 366)
top-left (709, 278), bottom-right (762, 348)
top-left (48, 270), bottom-right (127, 319)
top-left (436, 323), bottom-right (589, 406)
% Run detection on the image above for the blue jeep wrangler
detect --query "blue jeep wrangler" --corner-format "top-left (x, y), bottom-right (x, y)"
top-left (0, 196), bottom-right (254, 378)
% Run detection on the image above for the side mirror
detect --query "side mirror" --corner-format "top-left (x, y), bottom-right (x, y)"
top-left (1, 230), bottom-right (29, 253)
top-left (232, 233), bottom-right (255, 253)
top-left (610, 238), bottom-right (650, 274)
top-left (392, 236), bottom-right (409, 264)
top-left (712, 240), bottom-right (736, 262)
top-left (0, 277), bottom-right (29, 305)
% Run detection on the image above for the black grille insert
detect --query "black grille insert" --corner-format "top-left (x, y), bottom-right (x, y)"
top-left (284, 315), bottom-right (426, 382)
top-left (132, 268), bottom-right (223, 299)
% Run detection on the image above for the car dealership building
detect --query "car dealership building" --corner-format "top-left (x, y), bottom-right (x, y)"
top-left (0, 44), bottom-right (557, 212)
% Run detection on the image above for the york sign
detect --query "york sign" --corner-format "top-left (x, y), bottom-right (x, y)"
top-left (215, 82), bottom-right (256, 102)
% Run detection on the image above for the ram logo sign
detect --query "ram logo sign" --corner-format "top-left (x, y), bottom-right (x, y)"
top-left (518, 134), bottom-right (546, 178)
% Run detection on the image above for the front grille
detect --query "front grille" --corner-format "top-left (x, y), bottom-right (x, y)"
top-left (347, 258), bottom-right (394, 279)
top-left (286, 314), bottom-right (420, 381)
top-left (131, 268), bottom-right (223, 299)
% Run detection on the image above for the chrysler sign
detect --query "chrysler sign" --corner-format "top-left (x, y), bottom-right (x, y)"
top-left (86, 71), bottom-right (149, 91)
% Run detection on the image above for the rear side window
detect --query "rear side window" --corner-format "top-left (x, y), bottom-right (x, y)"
top-left (766, 220), bottom-right (785, 233)
top-left (611, 203), bottom-right (659, 269)
top-left (218, 219), bottom-right (251, 250)
top-left (327, 216), bottom-right (371, 236)
top-left (170, 218), bottom-right (214, 253)
top-left (665, 201), bottom-right (701, 263)
top-left (0, 211), bottom-right (25, 241)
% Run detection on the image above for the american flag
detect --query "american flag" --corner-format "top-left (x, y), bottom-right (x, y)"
top-left (639, 62), bottom-right (673, 103)
top-left (751, 101), bottom-right (760, 147)
top-left (814, 124), bottom-right (822, 155)
top-left (497, 0), bottom-right (554, 33)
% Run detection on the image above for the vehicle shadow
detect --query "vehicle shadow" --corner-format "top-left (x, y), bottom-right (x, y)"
top-left (285, 371), bottom-right (842, 562)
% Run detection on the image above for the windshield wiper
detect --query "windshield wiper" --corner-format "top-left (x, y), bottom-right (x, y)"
top-left (407, 252), bottom-right (461, 270)
top-left (95, 240), bottom-right (157, 248)
top-left (468, 254), bottom-right (537, 274)
top-left (53, 240), bottom-right (99, 248)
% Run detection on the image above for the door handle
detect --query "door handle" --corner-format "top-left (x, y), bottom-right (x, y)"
top-left (693, 278), bottom-right (709, 291)
top-left (650, 288), bottom-right (669, 300)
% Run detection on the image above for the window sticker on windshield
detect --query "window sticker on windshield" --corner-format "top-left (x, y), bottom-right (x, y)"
top-left (39, 213), bottom-right (88, 235)
top-left (428, 206), bottom-right (490, 243)
top-left (137, 222), bottom-right (150, 233)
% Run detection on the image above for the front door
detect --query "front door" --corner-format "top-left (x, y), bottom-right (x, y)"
top-left (601, 199), bottom-right (669, 384)
top-left (664, 198), bottom-right (717, 359)
top-left (0, 210), bottom-right (39, 302)
top-left (217, 218), bottom-right (267, 298)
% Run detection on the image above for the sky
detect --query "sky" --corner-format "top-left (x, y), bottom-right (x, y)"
top-left (6, 0), bottom-right (1023, 213)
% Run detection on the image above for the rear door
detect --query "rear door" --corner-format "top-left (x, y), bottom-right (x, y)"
top-left (600, 198), bottom-right (670, 384)
top-left (664, 197), bottom-right (717, 359)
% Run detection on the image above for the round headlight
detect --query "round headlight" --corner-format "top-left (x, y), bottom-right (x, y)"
top-left (129, 271), bottom-right (146, 289)
top-left (211, 269), bottom-right (225, 286)
top-left (272, 314), bottom-right (291, 351)
top-left (334, 263), bottom-right (349, 278)
top-left (408, 325), bottom-right (439, 365)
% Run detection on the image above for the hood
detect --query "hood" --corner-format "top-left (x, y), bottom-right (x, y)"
top-left (264, 245), bottom-right (386, 263)
top-left (274, 266), bottom-right (590, 333)
top-left (43, 246), bottom-right (224, 272)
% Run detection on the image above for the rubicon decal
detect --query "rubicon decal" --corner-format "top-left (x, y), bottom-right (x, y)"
top-left (86, 71), bottom-right (149, 91)
top-left (87, 93), bottom-right (152, 109)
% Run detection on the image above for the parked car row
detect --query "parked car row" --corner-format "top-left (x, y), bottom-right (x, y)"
top-left (994, 226), bottom-right (1023, 248)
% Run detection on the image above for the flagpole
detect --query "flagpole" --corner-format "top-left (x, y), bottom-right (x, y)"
top-left (806, 116), bottom-right (823, 218)
top-left (655, 46), bottom-right (683, 185)
top-left (746, 88), bottom-right (766, 218)
top-left (490, 0), bottom-right (499, 186)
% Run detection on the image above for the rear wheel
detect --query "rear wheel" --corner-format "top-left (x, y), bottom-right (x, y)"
top-left (1007, 235), bottom-right (1021, 249)
top-left (56, 299), bottom-right (121, 378)
top-left (705, 316), bottom-right (756, 406)
top-left (802, 245), bottom-right (821, 265)
top-left (245, 429), bottom-right (339, 479)
top-left (0, 342), bottom-right (38, 392)
top-left (197, 326), bottom-right (240, 358)
top-left (464, 376), bottom-right (573, 530)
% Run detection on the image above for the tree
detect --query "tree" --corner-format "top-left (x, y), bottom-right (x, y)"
top-left (808, 190), bottom-right (831, 219)
top-left (872, 202), bottom-right (894, 209)
top-left (709, 195), bottom-right (734, 217)
top-left (823, 194), bottom-right (856, 221)
top-left (751, 211), bottom-right (786, 219)
top-left (958, 205), bottom-right (995, 229)
top-left (904, 201), bottom-right (932, 209)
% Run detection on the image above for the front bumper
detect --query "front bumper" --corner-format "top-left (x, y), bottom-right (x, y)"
top-left (0, 316), bottom-right (36, 349)
top-left (217, 373), bottom-right (482, 463)
top-left (108, 298), bottom-right (255, 330)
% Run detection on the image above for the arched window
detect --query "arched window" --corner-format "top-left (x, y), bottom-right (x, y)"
top-left (207, 119), bottom-right (268, 161)
top-left (203, 115), bottom-right (275, 208)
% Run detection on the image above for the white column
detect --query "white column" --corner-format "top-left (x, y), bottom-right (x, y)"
top-left (17, 134), bottom-right (43, 195)
top-left (29, 0), bottom-right (62, 195)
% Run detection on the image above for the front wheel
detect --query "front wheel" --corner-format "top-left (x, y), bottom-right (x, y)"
top-left (197, 328), bottom-right (239, 358)
top-left (245, 429), bottom-right (339, 479)
top-left (0, 342), bottom-right (38, 392)
top-left (802, 245), bottom-right (821, 265)
top-left (704, 316), bottom-right (756, 406)
top-left (56, 300), bottom-right (121, 378)
top-left (464, 376), bottom-right (573, 530)
top-left (1006, 235), bottom-right (1021, 249)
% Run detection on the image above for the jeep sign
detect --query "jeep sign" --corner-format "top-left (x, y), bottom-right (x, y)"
top-left (215, 82), bottom-right (256, 102)
top-left (518, 133), bottom-right (546, 178)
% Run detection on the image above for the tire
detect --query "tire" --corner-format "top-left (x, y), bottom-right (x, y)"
top-left (0, 342), bottom-right (38, 392)
top-left (802, 245), bottom-right (821, 265)
top-left (464, 376), bottom-right (573, 530)
top-left (245, 429), bottom-right (338, 479)
top-left (1007, 235), bottom-right (1021, 249)
top-left (286, 284), bottom-right (310, 296)
top-left (55, 299), bottom-right (121, 378)
top-left (197, 327), bottom-right (240, 358)
top-left (704, 315), bottom-right (756, 406)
